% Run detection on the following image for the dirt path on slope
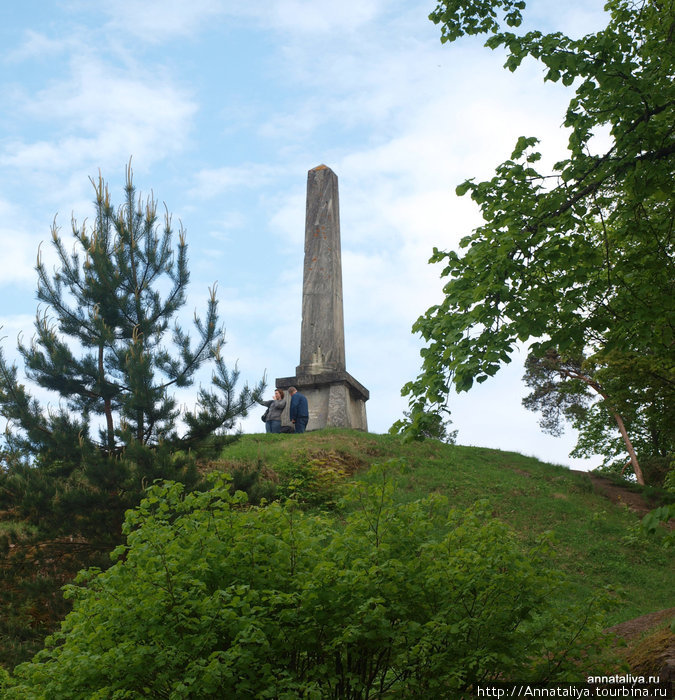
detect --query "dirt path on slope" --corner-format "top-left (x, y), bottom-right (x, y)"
top-left (570, 470), bottom-right (654, 517)
top-left (606, 609), bottom-right (675, 682)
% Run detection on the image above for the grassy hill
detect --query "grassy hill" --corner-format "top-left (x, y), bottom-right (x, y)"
top-left (1, 429), bottom-right (673, 677)
top-left (217, 429), bottom-right (673, 625)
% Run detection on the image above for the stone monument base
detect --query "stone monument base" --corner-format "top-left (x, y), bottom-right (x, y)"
top-left (276, 371), bottom-right (369, 432)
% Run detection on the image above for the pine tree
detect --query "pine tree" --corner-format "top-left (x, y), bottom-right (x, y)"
top-left (0, 163), bottom-right (263, 463)
top-left (0, 165), bottom-right (265, 667)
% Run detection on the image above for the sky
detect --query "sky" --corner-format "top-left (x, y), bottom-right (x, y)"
top-left (0, 0), bottom-right (610, 469)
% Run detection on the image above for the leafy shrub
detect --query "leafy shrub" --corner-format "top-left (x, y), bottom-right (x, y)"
top-left (638, 456), bottom-right (673, 489)
top-left (229, 460), bottom-right (278, 505)
top-left (641, 504), bottom-right (675, 547)
top-left (274, 450), bottom-right (357, 508)
top-left (0, 443), bottom-right (201, 668)
top-left (6, 464), bottom-right (612, 698)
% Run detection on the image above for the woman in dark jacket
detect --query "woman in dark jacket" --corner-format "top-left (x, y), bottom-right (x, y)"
top-left (259, 389), bottom-right (286, 434)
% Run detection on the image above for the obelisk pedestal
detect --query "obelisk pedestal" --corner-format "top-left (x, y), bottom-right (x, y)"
top-left (276, 165), bottom-right (368, 431)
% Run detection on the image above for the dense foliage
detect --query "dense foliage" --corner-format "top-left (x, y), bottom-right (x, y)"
top-left (3, 464), bottom-right (612, 698)
top-left (401, 0), bottom-right (674, 482)
top-left (0, 165), bottom-right (264, 667)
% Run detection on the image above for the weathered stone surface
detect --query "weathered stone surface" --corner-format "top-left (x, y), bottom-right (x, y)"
top-left (297, 165), bottom-right (346, 375)
top-left (277, 372), bottom-right (369, 432)
top-left (276, 165), bottom-right (369, 432)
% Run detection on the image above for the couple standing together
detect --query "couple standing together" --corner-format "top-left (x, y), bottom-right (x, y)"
top-left (259, 387), bottom-right (309, 434)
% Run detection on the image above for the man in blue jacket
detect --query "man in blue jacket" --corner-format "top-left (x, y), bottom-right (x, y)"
top-left (288, 386), bottom-right (309, 434)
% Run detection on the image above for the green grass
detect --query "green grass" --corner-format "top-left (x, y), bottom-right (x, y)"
top-left (1, 428), bottom-right (671, 675)
top-left (214, 429), bottom-right (674, 625)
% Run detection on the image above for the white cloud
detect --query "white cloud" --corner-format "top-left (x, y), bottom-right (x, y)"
top-left (527, 3), bottom-right (608, 36)
top-left (3, 59), bottom-right (196, 175)
top-left (0, 233), bottom-right (38, 287)
top-left (0, 314), bottom-right (35, 342)
top-left (234, 0), bottom-right (387, 36)
top-left (205, 211), bottom-right (249, 242)
top-left (0, 199), bottom-right (42, 286)
top-left (189, 163), bottom-right (286, 199)
top-left (267, 187), bottom-right (305, 246)
top-left (98, 0), bottom-right (387, 45)
top-left (101, 0), bottom-right (226, 41)
top-left (5, 30), bottom-right (73, 62)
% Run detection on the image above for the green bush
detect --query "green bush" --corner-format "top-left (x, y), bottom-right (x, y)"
top-left (0, 442), bottom-right (202, 669)
top-left (229, 460), bottom-right (278, 505)
top-left (274, 451), bottom-right (352, 508)
top-left (6, 464), bottom-right (612, 698)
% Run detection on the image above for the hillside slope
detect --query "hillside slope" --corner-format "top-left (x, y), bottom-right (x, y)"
top-left (1, 429), bottom-right (672, 676)
top-left (217, 429), bottom-right (673, 624)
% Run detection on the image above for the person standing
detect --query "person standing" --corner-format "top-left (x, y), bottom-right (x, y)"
top-left (288, 386), bottom-right (309, 434)
top-left (259, 389), bottom-right (286, 434)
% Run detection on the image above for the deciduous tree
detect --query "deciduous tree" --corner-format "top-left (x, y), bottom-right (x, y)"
top-left (400, 0), bottom-right (674, 480)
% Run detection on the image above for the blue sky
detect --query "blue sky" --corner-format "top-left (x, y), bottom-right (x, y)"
top-left (0, 0), bottom-right (608, 468)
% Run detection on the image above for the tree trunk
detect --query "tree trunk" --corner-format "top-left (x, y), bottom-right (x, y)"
top-left (610, 409), bottom-right (645, 485)
top-left (99, 345), bottom-right (115, 452)
top-left (560, 364), bottom-right (645, 485)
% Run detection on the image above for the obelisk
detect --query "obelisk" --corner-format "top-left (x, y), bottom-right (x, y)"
top-left (277, 165), bottom-right (369, 430)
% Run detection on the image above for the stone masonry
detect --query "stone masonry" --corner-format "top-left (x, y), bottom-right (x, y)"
top-left (276, 165), bottom-right (369, 430)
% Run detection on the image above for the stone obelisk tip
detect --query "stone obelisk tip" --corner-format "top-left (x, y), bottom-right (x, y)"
top-left (298, 165), bottom-right (345, 374)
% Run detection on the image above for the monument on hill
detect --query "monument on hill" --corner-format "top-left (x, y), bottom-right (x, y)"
top-left (277, 165), bottom-right (369, 431)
